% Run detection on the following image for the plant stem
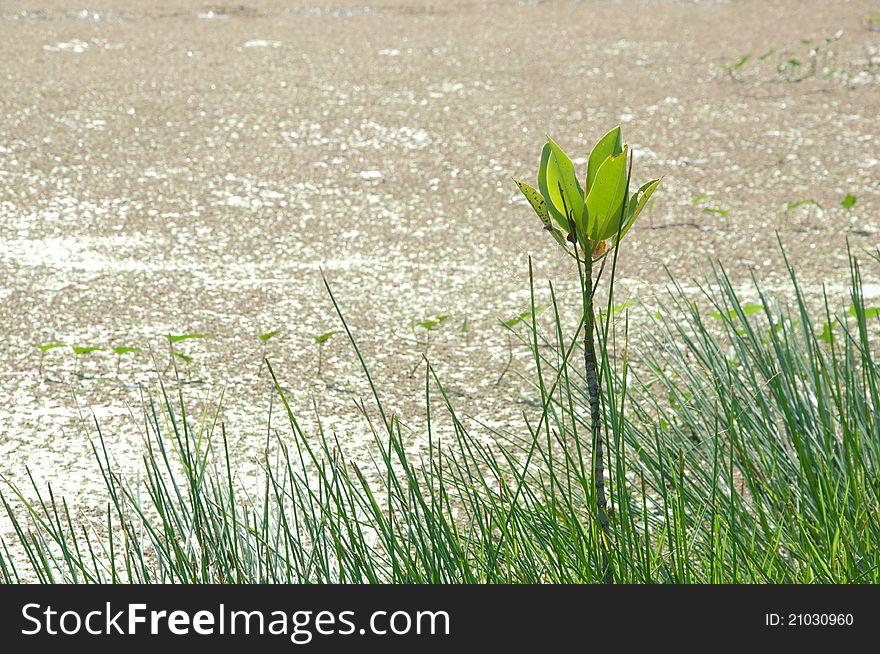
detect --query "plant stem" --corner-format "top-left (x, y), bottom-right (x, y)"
top-left (579, 249), bottom-right (612, 583)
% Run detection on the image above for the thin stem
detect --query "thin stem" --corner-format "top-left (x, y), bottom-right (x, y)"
top-left (576, 243), bottom-right (612, 583)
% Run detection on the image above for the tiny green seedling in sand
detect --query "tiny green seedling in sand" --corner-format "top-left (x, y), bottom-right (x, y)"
top-left (36, 343), bottom-right (65, 378)
top-left (312, 331), bottom-right (338, 377)
top-left (408, 314), bottom-right (450, 377)
top-left (258, 329), bottom-right (281, 371)
top-left (71, 346), bottom-right (104, 378)
top-left (111, 346), bottom-right (142, 375)
top-left (164, 333), bottom-right (208, 375)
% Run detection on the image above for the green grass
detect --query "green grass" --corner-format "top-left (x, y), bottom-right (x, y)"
top-left (1, 246), bottom-right (877, 583)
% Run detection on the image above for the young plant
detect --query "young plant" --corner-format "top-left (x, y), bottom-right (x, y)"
top-left (164, 333), bottom-right (208, 372)
top-left (409, 314), bottom-right (449, 376)
top-left (515, 126), bottom-right (661, 582)
top-left (71, 346), bottom-right (104, 378)
top-left (111, 346), bottom-right (142, 376)
top-left (258, 329), bottom-right (281, 370)
top-left (691, 193), bottom-right (728, 216)
top-left (36, 343), bottom-right (65, 378)
top-left (719, 53), bottom-right (751, 80)
top-left (259, 329), bottom-right (281, 343)
top-left (460, 316), bottom-right (471, 347)
top-left (312, 331), bottom-right (338, 377)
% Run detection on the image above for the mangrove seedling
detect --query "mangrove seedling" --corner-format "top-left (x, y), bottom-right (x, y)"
top-left (164, 333), bottom-right (208, 372)
top-left (111, 346), bottom-right (142, 375)
top-left (36, 343), bottom-right (65, 378)
top-left (312, 331), bottom-right (338, 377)
top-left (258, 329), bottom-right (281, 370)
top-left (515, 125), bottom-right (661, 583)
top-left (409, 314), bottom-right (450, 377)
top-left (460, 317), bottom-right (471, 347)
top-left (71, 346), bottom-right (104, 378)
top-left (259, 329), bottom-right (281, 343)
top-left (719, 53), bottom-right (751, 80)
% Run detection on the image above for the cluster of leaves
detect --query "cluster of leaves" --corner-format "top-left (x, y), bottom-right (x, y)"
top-left (515, 126), bottom-right (661, 258)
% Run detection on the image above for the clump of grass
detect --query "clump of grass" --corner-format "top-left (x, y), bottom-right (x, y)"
top-left (2, 239), bottom-right (875, 584)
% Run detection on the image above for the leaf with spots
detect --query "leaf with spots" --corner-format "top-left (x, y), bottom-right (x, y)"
top-left (514, 179), bottom-right (551, 228)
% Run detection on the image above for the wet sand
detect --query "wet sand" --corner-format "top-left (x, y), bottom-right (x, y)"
top-left (0, 0), bottom-right (878, 531)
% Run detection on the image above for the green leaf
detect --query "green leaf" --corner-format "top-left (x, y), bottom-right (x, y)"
top-left (702, 207), bottom-right (729, 216)
top-left (514, 178), bottom-right (575, 256)
top-left (849, 305), bottom-right (880, 319)
top-left (112, 346), bottom-right (141, 355)
top-left (841, 194), bottom-right (857, 209)
top-left (514, 179), bottom-right (551, 229)
top-left (587, 126), bottom-right (622, 194)
top-left (172, 351), bottom-right (193, 364)
top-left (710, 304), bottom-right (764, 321)
top-left (413, 314), bottom-right (450, 332)
top-left (817, 320), bottom-right (837, 343)
top-left (502, 306), bottom-right (546, 329)
top-left (690, 193), bottom-right (709, 205)
top-left (613, 178), bottom-right (661, 246)
top-left (537, 143), bottom-right (567, 230)
top-left (586, 145), bottom-right (629, 241)
top-left (72, 346), bottom-right (104, 355)
top-left (313, 331), bottom-right (337, 344)
top-left (259, 329), bottom-right (280, 342)
top-left (166, 333), bottom-right (208, 344)
top-left (606, 301), bottom-right (635, 315)
top-left (544, 136), bottom-right (585, 231)
top-left (37, 343), bottom-right (66, 353)
top-left (785, 199), bottom-right (822, 212)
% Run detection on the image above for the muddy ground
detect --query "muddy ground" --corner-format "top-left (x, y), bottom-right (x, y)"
top-left (0, 0), bottom-right (878, 538)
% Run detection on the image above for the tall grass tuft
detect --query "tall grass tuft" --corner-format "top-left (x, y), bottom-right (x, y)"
top-left (0, 246), bottom-right (877, 583)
